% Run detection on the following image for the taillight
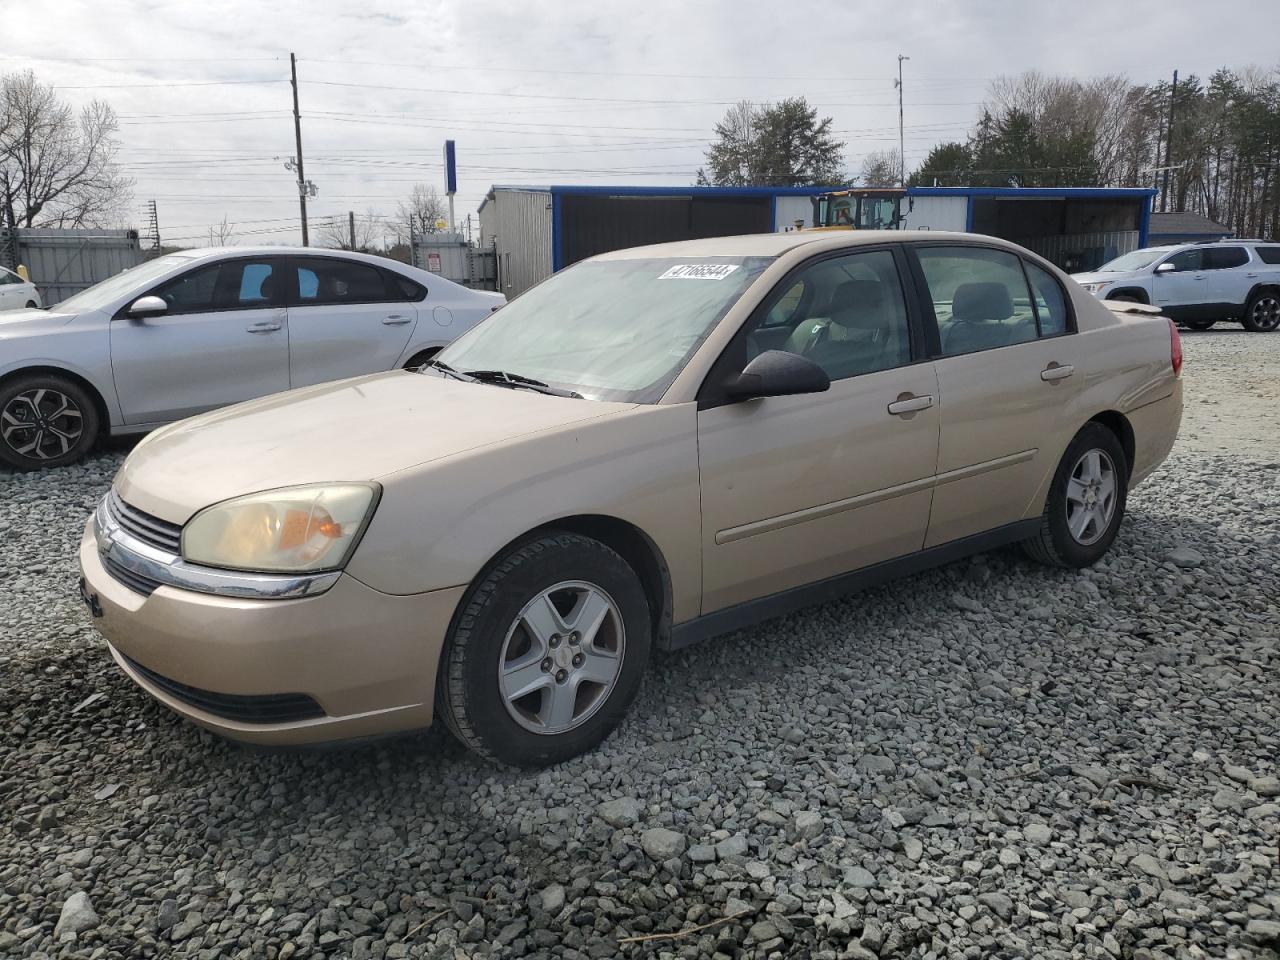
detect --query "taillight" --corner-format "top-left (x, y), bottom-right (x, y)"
top-left (1169, 319), bottom-right (1183, 378)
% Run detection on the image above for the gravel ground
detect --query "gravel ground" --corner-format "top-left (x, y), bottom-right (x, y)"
top-left (1, 332), bottom-right (1278, 960)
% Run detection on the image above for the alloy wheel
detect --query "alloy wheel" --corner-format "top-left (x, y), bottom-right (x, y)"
top-left (1065, 449), bottom-right (1117, 546)
top-left (1250, 295), bottom-right (1280, 331)
top-left (497, 580), bottom-right (625, 735)
top-left (1, 388), bottom-right (84, 461)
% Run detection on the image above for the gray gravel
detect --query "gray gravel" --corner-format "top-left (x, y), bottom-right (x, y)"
top-left (2, 332), bottom-right (1279, 959)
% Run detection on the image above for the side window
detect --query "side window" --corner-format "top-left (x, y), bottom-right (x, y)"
top-left (150, 260), bottom-right (278, 314)
top-left (752, 249), bottom-right (912, 381)
top-left (1256, 246), bottom-right (1280, 265)
top-left (1024, 262), bottom-right (1070, 337)
top-left (1202, 247), bottom-right (1248, 270)
top-left (762, 280), bottom-right (806, 328)
top-left (1164, 249), bottom-right (1202, 272)
top-left (387, 271), bottom-right (427, 302)
top-left (152, 263), bottom-right (222, 314)
top-left (295, 259), bottom-right (389, 305)
top-left (917, 246), bottom-right (1038, 356)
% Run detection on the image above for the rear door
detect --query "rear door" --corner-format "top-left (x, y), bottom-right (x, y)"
top-left (911, 244), bottom-right (1086, 548)
top-left (109, 257), bottom-right (290, 424)
top-left (286, 256), bottom-right (420, 388)
top-left (1200, 245), bottom-right (1252, 310)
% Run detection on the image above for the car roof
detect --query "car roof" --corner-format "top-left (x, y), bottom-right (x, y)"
top-left (167, 246), bottom-right (436, 282)
top-left (592, 230), bottom-right (1000, 261)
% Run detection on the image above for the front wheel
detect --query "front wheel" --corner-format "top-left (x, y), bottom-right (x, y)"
top-left (0, 373), bottom-right (101, 470)
top-left (436, 532), bottom-right (651, 766)
top-left (1022, 423), bottom-right (1129, 569)
top-left (1242, 291), bottom-right (1280, 332)
top-left (1181, 319), bottom-right (1216, 331)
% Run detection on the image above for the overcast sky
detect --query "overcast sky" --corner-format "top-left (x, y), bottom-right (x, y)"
top-left (3, 0), bottom-right (1277, 247)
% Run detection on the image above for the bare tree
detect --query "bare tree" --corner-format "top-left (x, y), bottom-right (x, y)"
top-left (396, 184), bottom-right (447, 241)
top-left (859, 149), bottom-right (902, 187)
top-left (316, 209), bottom-right (381, 251)
top-left (207, 215), bottom-right (235, 246)
top-left (0, 70), bottom-right (132, 230)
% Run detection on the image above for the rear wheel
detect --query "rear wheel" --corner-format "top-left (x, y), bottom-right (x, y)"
top-left (436, 532), bottom-right (651, 766)
top-left (1022, 423), bottom-right (1128, 569)
top-left (1242, 291), bottom-right (1280, 332)
top-left (0, 373), bottom-right (100, 470)
top-left (24, 300), bottom-right (37, 309)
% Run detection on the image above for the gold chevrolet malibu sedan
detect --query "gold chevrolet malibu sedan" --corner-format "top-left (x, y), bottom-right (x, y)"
top-left (79, 231), bottom-right (1183, 765)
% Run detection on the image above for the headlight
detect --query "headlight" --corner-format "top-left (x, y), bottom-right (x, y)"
top-left (181, 483), bottom-right (379, 574)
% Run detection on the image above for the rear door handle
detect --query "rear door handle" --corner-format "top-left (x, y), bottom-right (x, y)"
top-left (382, 315), bottom-right (412, 325)
top-left (1041, 363), bottom-right (1075, 382)
top-left (1245, 273), bottom-right (1259, 279)
top-left (246, 320), bottom-right (282, 334)
top-left (887, 394), bottom-right (934, 416)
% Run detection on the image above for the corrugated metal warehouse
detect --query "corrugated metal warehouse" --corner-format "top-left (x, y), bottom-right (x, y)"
top-left (478, 184), bottom-right (1155, 297)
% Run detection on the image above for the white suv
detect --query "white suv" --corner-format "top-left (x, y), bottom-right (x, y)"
top-left (0, 265), bottom-right (42, 312)
top-left (1071, 241), bottom-right (1280, 332)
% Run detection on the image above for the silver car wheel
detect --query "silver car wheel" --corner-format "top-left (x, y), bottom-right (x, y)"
top-left (1065, 449), bottom-right (1117, 546)
top-left (498, 580), bottom-right (625, 736)
top-left (1251, 295), bottom-right (1280, 331)
top-left (1, 388), bottom-right (84, 460)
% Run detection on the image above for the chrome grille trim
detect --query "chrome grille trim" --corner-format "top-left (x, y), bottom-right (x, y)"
top-left (106, 489), bottom-right (182, 554)
top-left (93, 493), bottom-right (341, 600)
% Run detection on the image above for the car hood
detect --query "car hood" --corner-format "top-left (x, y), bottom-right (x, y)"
top-left (115, 372), bottom-right (637, 523)
top-left (1070, 271), bottom-right (1137, 285)
top-left (0, 307), bottom-right (75, 334)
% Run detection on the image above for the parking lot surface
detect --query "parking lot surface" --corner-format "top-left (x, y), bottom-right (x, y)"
top-left (1, 331), bottom-right (1278, 960)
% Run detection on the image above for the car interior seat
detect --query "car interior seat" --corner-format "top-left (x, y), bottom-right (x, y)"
top-left (944, 282), bottom-right (1016, 354)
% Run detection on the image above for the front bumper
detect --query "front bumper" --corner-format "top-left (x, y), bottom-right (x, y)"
top-left (79, 519), bottom-right (466, 746)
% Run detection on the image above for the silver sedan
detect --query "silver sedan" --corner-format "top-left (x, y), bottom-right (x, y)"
top-left (0, 247), bottom-right (503, 470)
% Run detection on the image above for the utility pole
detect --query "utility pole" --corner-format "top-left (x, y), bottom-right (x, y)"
top-left (290, 52), bottom-right (309, 246)
top-left (1161, 69), bottom-right (1178, 213)
top-left (348, 210), bottom-right (356, 251)
top-left (895, 54), bottom-right (910, 187)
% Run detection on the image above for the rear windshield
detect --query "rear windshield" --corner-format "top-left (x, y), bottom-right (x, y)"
top-left (438, 256), bottom-right (773, 403)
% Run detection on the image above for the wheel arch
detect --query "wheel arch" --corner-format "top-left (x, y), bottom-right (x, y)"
top-left (460, 513), bottom-right (675, 653)
top-left (0, 364), bottom-right (112, 438)
top-left (1105, 287), bottom-right (1150, 304)
top-left (1246, 282), bottom-right (1280, 302)
top-left (1086, 410), bottom-right (1135, 477)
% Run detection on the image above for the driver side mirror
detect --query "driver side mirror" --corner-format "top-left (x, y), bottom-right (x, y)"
top-left (1155, 262), bottom-right (1176, 274)
top-left (724, 350), bottom-right (830, 401)
top-left (126, 295), bottom-right (168, 318)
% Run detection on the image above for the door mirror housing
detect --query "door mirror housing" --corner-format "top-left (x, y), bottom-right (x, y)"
top-left (1154, 261), bottom-right (1176, 274)
top-left (126, 295), bottom-right (168, 318)
top-left (724, 350), bottom-right (830, 401)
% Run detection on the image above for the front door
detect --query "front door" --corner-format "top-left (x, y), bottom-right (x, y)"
top-left (1152, 248), bottom-right (1211, 317)
top-left (286, 256), bottom-right (419, 388)
top-left (912, 244), bottom-right (1087, 547)
top-left (110, 257), bottom-right (290, 424)
top-left (697, 247), bottom-right (940, 613)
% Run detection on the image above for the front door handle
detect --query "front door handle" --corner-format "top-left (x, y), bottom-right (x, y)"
top-left (382, 315), bottom-right (412, 326)
top-left (1041, 363), bottom-right (1075, 382)
top-left (246, 320), bottom-right (282, 334)
top-left (887, 393), bottom-right (934, 416)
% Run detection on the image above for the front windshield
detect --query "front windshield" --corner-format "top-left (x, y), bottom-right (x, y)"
top-left (437, 256), bottom-right (773, 403)
top-left (54, 255), bottom-right (193, 311)
top-left (1097, 249), bottom-right (1168, 273)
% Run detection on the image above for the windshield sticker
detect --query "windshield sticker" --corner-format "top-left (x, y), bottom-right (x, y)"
top-left (658, 264), bottom-right (740, 281)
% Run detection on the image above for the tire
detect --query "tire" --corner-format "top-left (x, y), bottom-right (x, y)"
top-left (1242, 290), bottom-right (1280, 332)
top-left (1021, 422), bottom-right (1129, 569)
top-left (436, 531), bottom-right (651, 766)
top-left (1109, 294), bottom-right (1141, 304)
top-left (24, 300), bottom-right (37, 309)
top-left (1182, 319), bottom-right (1216, 331)
top-left (0, 373), bottom-right (101, 471)
top-left (403, 348), bottom-right (440, 370)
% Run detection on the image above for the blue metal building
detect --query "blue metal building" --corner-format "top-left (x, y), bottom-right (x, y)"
top-left (478, 184), bottom-right (1156, 297)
